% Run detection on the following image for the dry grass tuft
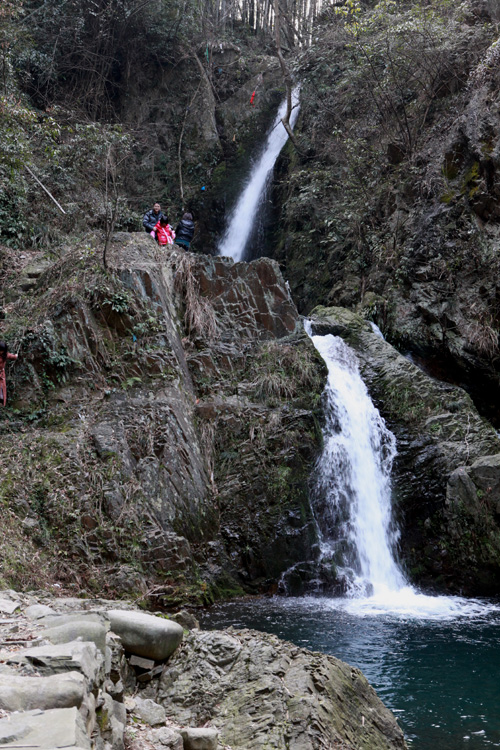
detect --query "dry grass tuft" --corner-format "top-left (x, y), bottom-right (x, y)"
top-left (173, 253), bottom-right (219, 341)
top-left (465, 320), bottom-right (499, 359)
top-left (248, 339), bottom-right (323, 403)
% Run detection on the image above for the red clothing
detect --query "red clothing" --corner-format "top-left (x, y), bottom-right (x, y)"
top-left (250, 90), bottom-right (256, 105)
top-left (0, 353), bottom-right (18, 406)
top-left (154, 221), bottom-right (175, 246)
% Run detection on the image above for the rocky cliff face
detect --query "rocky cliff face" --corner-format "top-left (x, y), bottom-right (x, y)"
top-left (0, 234), bottom-right (325, 603)
top-left (310, 306), bottom-right (500, 594)
top-left (121, 46), bottom-right (286, 252)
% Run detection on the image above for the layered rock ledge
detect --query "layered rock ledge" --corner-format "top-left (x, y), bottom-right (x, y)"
top-left (1, 234), bottom-right (325, 603)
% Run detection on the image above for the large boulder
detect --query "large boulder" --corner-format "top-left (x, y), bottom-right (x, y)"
top-left (108, 610), bottom-right (183, 661)
top-left (157, 628), bottom-right (406, 750)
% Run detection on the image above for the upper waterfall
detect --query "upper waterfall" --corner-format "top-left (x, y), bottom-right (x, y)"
top-left (217, 88), bottom-right (300, 262)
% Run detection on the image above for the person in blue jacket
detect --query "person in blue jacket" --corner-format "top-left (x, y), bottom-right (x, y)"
top-left (175, 213), bottom-right (195, 250)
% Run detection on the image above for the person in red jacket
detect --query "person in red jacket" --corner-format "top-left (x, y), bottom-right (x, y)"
top-left (0, 341), bottom-right (18, 407)
top-left (154, 215), bottom-right (175, 246)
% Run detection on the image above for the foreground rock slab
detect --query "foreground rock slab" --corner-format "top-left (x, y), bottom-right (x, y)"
top-left (5, 640), bottom-right (102, 685)
top-left (0, 671), bottom-right (85, 711)
top-left (108, 609), bottom-right (183, 661)
top-left (0, 706), bottom-right (90, 749)
top-left (158, 628), bottom-right (406, 750)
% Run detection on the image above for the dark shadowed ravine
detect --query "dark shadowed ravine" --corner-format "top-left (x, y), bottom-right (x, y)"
top-left (201, 596), bottom-right (500, 750)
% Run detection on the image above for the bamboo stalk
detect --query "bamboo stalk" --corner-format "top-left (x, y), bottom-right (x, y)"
top-left (25, 166), bottom-right (66, 215)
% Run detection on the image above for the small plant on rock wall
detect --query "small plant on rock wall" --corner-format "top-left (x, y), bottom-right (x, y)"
top-left (102, 291), bottom-right (130, 315)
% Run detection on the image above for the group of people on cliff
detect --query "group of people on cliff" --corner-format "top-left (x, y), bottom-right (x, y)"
top-left (0, 206), bottom-right (195, 409)
top-left (143, 203), bottom-right (195, 251)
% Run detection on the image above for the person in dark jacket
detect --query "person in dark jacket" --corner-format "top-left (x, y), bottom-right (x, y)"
top-left (143, 203), bottom-right (163, 234)
top-left (175, 213), bottom-right (195, 250)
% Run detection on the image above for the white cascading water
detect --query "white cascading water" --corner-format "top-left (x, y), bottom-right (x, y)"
top-left (304, 321), bottom-right (498, 620)
top-left (217, 88), bottom-right (300, 262)
top-left (308, 329), bottom-right (406, 596)
top-left (306, 322), bottom-right (497, 618)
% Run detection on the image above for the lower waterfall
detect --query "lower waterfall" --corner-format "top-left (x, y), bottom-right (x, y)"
top-left (202, 324), bottom-right (500, 749)
top-left (307, 328), bottom-right (406, 596)
top-left (304, 322), bottom-right (499, 619)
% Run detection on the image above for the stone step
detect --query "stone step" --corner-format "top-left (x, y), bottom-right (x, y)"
top-left (0, 671), bottom-right (85, 711)
top-left (4, 640), bottom-right (102, 686)
top-left (0, 706), bottom-right (90, 749)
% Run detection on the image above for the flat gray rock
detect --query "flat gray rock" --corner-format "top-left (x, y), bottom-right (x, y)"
top-left (0, 598), bottom-right (20, 615)
top-left (170, 610), bottom-right (200, 630)
top-left (42, 620), bottom-right (107, 653)
top-left (147, 726), bottom-right (183, 749)
top-left (134, 696), bottom-right (166, 726)
top-left (108, 610), bottom-right (183, 660)
top-left (180, 727), bottom-right (218, 750)
top-left (0, 671), bottom-right (85, 711)
top-left (39, 611), bottom-right (109, 628)
top-left (5, 640), bottom-right (102, 684)
top-left (25, 604), bottom-right (56, 619)
top-left (129, 654), bottom-right (155, 670)
top-left (0, 706), bottom-right (90, 748)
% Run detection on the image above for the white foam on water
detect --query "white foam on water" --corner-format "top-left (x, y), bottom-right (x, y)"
top-left (322, 589), bottom-right (500, 621)
top-left (275, 591), bottom-right (500, 622)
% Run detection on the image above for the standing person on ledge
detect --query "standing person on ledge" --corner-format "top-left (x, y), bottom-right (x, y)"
top-left (0, 341), bottom-right (18, 407)
top-left (143, 202), bottom-right (163, 235)
top-left (175, 212), bottom-right (195, 251)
